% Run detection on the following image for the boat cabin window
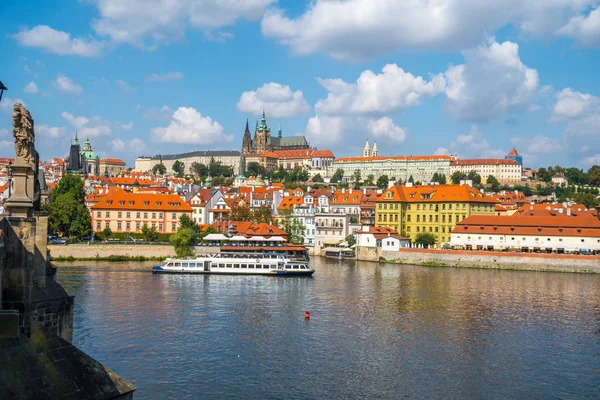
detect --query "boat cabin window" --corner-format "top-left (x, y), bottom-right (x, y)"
top-left (293, 265), bottom-right (299, 270)
top-left (218, 263), bottom-right (225, 268)
top-left (226, 264), bottom-right (232, 268)
top-left (173, 262), bottom-right (181, 267)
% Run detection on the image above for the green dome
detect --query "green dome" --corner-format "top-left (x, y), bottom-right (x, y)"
top-left (81, 150), bottom-right (98, 160)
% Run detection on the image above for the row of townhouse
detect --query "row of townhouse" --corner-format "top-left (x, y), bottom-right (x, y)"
top-left (243, 149), bottom-right (335, 175)
top-left (375, 183), bottom-right (496, 244)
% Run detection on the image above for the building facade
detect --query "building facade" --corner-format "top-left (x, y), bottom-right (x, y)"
top-left (91, 192), bottom-right (192, 234)
top-left (135, 150), bottom-right (242, 175)
top-left (451, 159), bottom-right (522, 184)
top-left (66, 134), bottom-right (100, 175)
top-left (331, 155), bottom-right (453, 183)
top-left (99, 158), bottom-right (126, 176)
top-left (375, 183), bottom-right (496, 244)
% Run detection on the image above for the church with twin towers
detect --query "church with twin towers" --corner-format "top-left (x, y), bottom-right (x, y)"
top-left (363, 140), bottom-right (379, 157)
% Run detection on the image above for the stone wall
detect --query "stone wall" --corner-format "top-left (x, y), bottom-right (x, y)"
top-left (377, 248), bottom-right (600, 273)
top-left (48, 244), bottom-right (177, 259)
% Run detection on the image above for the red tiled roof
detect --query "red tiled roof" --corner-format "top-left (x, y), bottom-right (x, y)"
top-left (452, 159), bottom-right (520, 166)
top-left (91, 192), bottom-right (192, 212)
top-left (312, 149), bottom-right (335, 158)
top-left (453, 215), bottom-right (600, 237)
top-left (330, 190), bottom-right (363, 205)
top-left (507, 147), bottom-right (519, 156)
top-left (377, 184), bottom-right (495, 203)
top-left (273, 149), bottom-right (314, 159)
top-left (278, 195), bottom-right (304, 210)
top-left (100, 158), bottom-right (126, 165)
top-left (336, 155), bottom-right (452, 163)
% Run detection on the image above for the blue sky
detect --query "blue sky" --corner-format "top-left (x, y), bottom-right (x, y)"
top-left (1, 0), bottom-right (600, 169)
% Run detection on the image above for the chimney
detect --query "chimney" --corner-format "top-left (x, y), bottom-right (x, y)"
top-left (342, 188), bottom-right (346, 194)
top-left (363, 188), bottom-right (366, 195)
top-left (307, 186), bottom-right (311, 192)
top-left (406, 182), bottom-right (413, 188)
top-left (567, 208), bottom-right (571, 216)
top-left (349, 188), bottom-right (353, 194)
top-left (363, 225), bottom-right (370, 232)
top-left (558, 208), bottom-right (563, 214)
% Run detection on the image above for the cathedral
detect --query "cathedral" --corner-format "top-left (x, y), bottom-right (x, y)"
top-left (242, 111), bottom-right (309, 154)
top-left (66, 133), bottom-right (100, 175)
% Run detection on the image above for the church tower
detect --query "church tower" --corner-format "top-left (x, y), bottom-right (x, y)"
top-left (363, 140), bottom-right (371, 157)
top-left (372, 141), bottom-right (378, 157)
top-left (242, 118), bottom-right (252, 154)
top-left (254, 110), bottom-right (271, 154)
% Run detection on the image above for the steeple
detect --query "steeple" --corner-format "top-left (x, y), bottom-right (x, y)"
top-left (363, 140), bottom-right (371, 157)
top-left (244, 118), bottom-right (250, 135)
top-left (73, 132), bottom-right (79, 146)
top-left (372, 141), bottom-right (378, 157)
top-left (258, 109), bottom-right (268, 131)
top-left (278, 121), bottom-right (282, 139)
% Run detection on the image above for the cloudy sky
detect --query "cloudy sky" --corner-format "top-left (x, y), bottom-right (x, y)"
top-left (1, 0), bottom-right (600, 168)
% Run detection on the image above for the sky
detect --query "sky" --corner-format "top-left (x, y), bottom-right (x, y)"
top-left (1, 0), bottom-right (600, 169)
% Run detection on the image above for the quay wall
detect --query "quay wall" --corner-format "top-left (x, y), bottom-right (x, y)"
top-left (356, 247), bottom-right (600, 273)
top-left (48, 244), bottom-right (220, 259)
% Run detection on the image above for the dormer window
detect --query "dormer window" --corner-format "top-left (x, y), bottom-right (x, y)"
top-left (144, 201), bottom-right (149, 206)
top-left (129, 201), bottom-right (134, 206)
top-left (119, 201), bottom-right (125, 206)
top-left (156, 202), bottom-right (162, 206)
top-left (106, 201), bottom-right (113, 205)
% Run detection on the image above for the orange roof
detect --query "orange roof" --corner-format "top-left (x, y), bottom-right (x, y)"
top-left (312, 149), bottom-right (335, 158)
top-left (278, 195), bottom-right (304, 210)
top-left (516, 203), bottom-right (596, 218)
top-left (357, 226), bottom-right (409, 240)
top-left (330, 190), bottom-right (363, 205)
top-left (452, 159), bottom-right (520, 166)
top-left (336, 155), bottom-right (452, 163)
top-left (91, 192), bottom-right (192, 212)
top-left (507, 147), bottom-right (519, 156)
top-left (100, 158), bottom-right (126, 165)
top-left (261, 152), bottom-right (279, 159)
top-left (377, 184), bottom-right (495, 204)
top-left (111, 177), bottom-right (156, 186)
top-left (454, 215), bottom-right (600, 238)
top-left (245, 223), bottom-right (287, 237)
top-left (273, 149), bottom-right (314, 159)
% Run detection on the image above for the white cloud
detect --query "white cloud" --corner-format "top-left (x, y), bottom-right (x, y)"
top-left (129, 138), bottom-right (146, 153)
top-left (37, 125), bottom-right (67, 138)
top-left (583, 154), bottom-right (600, 166)
top-left (551, 88), bottom-right (600, 136)
top-left (303, 115), bottom-right (345, 147)
top-left (367, 117), bottom-right (407, 143)
top-left (435, 125), bottom-right (505, 159)
top-left (61, 111), bottom-right (111, 137)
top-left (11, 25), bottom-right (103, 57)
top-left (151, 106), bottom-right (233, 145)
top-left (23, 82), bottom-right (39, 94)
top-left (111, 138), bottom-right (145, 153)
top-left (116, 79), bottom-right (135, 93)
top-left (111, 139), bottom-right (125, 151)
top-left (53, 74), bottom-right (83, 96)
top-left (557, 6), bottom-right (600, 47)
top-left (142, 105), bottom-right (173, 120)
top-left (204, 30), bottom-right (234, 42)
top-left (145, 72), bottom-right (184, 82)
top-left (443, 39), bottom-right (539, 122)
top-left (115, 122), bottom-right (134, 130)
top-left (0, 97), bottom-right (25, 114)
top-left (316, 64), bottom-right (445, 116)
top-left (261, 0), bottom-right (595, 61)
top-left (237, 83), bottom-right (311, 118)
top-left (91, 0), bottom-right (275, 48)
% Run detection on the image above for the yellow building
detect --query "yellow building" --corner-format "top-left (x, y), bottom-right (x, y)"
top-left (375, 184), bottom-right (496, 244)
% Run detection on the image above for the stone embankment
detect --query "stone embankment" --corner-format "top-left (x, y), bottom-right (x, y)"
top-left (48, 244), bottom-right (219, 259)
top-left (356, 247), bottom-right (600, 273)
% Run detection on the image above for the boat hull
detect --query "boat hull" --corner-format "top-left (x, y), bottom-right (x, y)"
top-left (152, 266), bottom-right (314, 276)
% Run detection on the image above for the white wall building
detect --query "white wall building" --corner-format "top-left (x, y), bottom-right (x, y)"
top-left (356, 226), bottom-right (410, 251)
top-left (135, 150), bottom-right (242, 175)
top-left (450, 159), bottom-right (522, 184)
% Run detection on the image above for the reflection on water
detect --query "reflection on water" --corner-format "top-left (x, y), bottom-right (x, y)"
top-left (56, 258), bottom-right (600, 399)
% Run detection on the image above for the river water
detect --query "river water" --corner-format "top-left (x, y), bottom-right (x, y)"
top-left (56, 258), bottom-right (600, 399)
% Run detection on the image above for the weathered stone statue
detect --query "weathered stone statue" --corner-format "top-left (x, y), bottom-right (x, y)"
top-left (12, 103), bottom-right (36, 166)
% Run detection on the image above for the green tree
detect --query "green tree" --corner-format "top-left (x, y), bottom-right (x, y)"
top-left (254, 204), bottom-right (275, 224)
top-left (246, 162), bottom-right (265, 178)
top-left (190, 162), bottom-right (208, 178)
top-left (46, 173), bottom-right (91, 238)
top-left (179, 214), bottom-right (198, 232)
top-left (331, 168), bottom-right (344, 183)
top-left (353, 169), bottom-right (362, 187)
top-left (467, 170), bottom-right (482, 185)
top-left (172, 160), bottom-right (185, 178)
top-left (588, 165), bottom-right (600, 186)
top-left (230, 205), bottom-right (254, 222)
top-left (408, 175), bottom-right (414, 184)
top-left (102, 226), bottom-right (112, 240)
top-left (565, 167), bottom-right (588, 185)
top-left (450, 171), bottom-right (467, 184)
top-left (487, 175), bottom-right (500, 192)
top-left (141, 224), bottom-right (159, 242)
top-left (152, 163), bottom-right (167, 175)
top-left (430, 172), bottom-right (447, 184)
top-left (414, 232), bottom-right (437, 248)
top-left (283, 217), bottom-right (306, 244)
top-left (376, 175), bottom-right (389, 189)
top-left (574, 192), bottom-right (599, 208)
top-left (345, 234), bottom-right (356, 247)
top-left (170, 227), bottom-right (197, 258)
top-left (312, 173), bottom-right (324, 183)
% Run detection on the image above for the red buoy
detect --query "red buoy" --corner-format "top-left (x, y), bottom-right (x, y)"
top-left (305, 311), bottom-right (310, 319)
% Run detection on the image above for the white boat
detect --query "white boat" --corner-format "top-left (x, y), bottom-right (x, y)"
top-left (151, 253), bottom-right (314, 276)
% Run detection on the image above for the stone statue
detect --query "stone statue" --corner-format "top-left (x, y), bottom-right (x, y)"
top-left (12, 102), bottom-right (36, 166)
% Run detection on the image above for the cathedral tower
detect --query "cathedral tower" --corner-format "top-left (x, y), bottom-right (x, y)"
top-left (363, 140), bottom-right (371, 157)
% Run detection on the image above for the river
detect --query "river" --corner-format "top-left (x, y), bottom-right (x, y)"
top-left (56, 258), bottom-right (600, 399)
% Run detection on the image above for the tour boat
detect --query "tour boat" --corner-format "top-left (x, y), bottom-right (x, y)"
top-left (152, 253), bottom-right (314, 276)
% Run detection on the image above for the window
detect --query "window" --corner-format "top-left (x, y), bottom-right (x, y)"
top-left (417, 215), bottom-right (420, 222)
top-left (97, 211), bottom-right (101, 217)
top-left (144, 212), bottom-right (148, 219)
top-left (118, 212), bottom-right (122, 218)
top-left (96, 222), bottom-right (101, 229)
top-left (117, 222), bottom-right (122, 230)
top-left (159, 223), bottom-right (163, 231)
top-left (172, 213), bottom-right (176, 220)
top-left (172, 223), bottom-right (176, 231)
top-left (152, 212), bottom-right (156, 219)
top-left (136, 212), bottom-right (141, 218)
top-left (407, 215), bottom-right (411, 222)
top-left (417, 204), bottom-right (421, 210)
top-left (159, 213), bottom-right (163, 219)
top-left (105, 211), bottom-right (110, 218)
top-left (126, 222), bottom-right (130, 230)
top-left (126, 212), bottom-right (130, 218)
top-left (136, 222), bottom-right (141, 231)
top-left (449, 204), bottom-right (453, 210)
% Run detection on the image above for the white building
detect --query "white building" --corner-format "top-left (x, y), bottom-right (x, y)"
top-left (314, 211), bottom-right (352, 252)
top-left (135, 150), bottom-right (242, 175)
top-left (293, 204), bottom-right (317, 247)
top-left (356, 226), bottom-right (410, 251)
top-left (551, 173), bottom-right (568, 185)
top-left (186, 188), bottom-right (223, 225)
top-left (450, 159), bottom-right (522, 184)
top-left (330, 154), bottom-right (453, 183)
top-left (451, 215), bottom-right (600, 252)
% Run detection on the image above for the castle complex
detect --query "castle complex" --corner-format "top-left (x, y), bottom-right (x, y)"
top-left (242, 111), bottom-right (309, 155)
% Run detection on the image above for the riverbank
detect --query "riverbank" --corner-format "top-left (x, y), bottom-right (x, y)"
top-left (49, 244), bottom-right (600, 273)
top-left (358, 247), bottom-right (600, 274)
